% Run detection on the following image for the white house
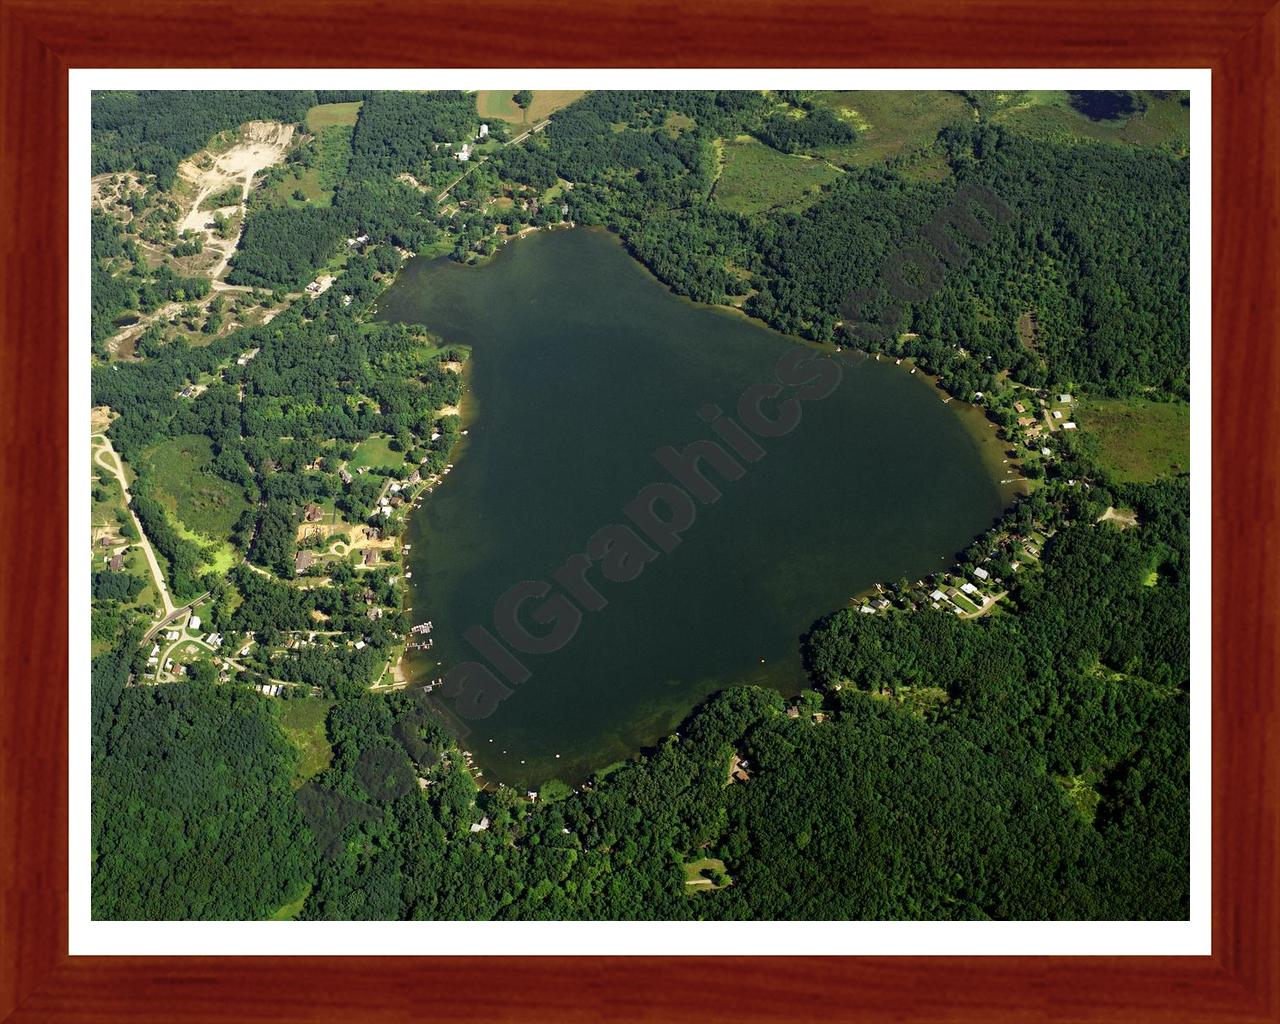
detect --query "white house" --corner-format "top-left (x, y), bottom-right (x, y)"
top-left (1062, 421), bottom-right (1078, 430)
top-left (478, 123), bottom-right (489, 139)
top-left (455, 143), bottom-right (472, 162)
top-left (188, 615), bottom-right (201, 632)
top-left (973, 566), bottom-right (990, 580)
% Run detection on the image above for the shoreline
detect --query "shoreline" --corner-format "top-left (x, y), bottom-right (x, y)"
top-left (378, 227), bottom-right (1029, 790)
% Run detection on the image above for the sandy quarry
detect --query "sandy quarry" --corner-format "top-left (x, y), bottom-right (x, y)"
top-left (176, 121), bottom-right (295, 279)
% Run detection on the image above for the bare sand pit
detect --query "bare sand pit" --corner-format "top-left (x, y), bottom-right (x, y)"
top-left (176, 121), bottom-right (295, 279)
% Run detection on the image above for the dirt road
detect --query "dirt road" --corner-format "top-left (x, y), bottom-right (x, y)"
top-left (92, 434), bottom-right (174, 617)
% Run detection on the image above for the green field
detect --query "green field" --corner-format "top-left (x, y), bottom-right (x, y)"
top-left (809, 90), bottom-right (973, 168)
top-left (269, 882), bottom-right (312, 921)
top-left (346, 433), bottom-right (407, 473)
top-left (683, 857), bottom-right (731, 891)
top-left (267, 125), bottom-right (352, 209)
top-left (475, 90), bottom-right (588, 124)
top-left (140, 434), bottom-right (249, 546)
top-left (305, 101), bottom-right (362, 131)
top-left (988, 91), bottom-right (1190, 154)
top-left (91, 468), bottom-right (126, 527)
top-left (713, 138), bottom-right (840, 216)
top-left (1077, 397), bottom-right (1191, 483)
top-left (278, 699), bottom-right (335, 783)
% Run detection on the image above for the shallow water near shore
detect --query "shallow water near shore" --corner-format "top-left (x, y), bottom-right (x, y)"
top-left (377, 228), bottom-right (1010, 788)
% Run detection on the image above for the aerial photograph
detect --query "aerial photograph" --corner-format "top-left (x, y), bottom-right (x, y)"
top-left (88, 87), bottom-right (1191, 921)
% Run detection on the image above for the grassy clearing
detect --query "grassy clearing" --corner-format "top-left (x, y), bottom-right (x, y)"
top-left (809, 90), bottom-right (973, 168)
top-left (269, 882), bottom-right (312, 921)
top-left (475, 90), bottom-right (588, 124)
top-left (267, 126), bottom-right (352, 208)
top-left (91, 468), bottom-right (126, 527)
top-left (683, 857), bottom-right (732, 891)
top-left (1077, 397), bottom-right (1190, 483)
top-left (306, 101), bottom-right (362, 131)
top-left (346, 433), bottom-right (407, 473)
top-left (713, 139), bottom-right (840, 216)
top-left (278, 699), bottom-right (335, 783)
top-left (140, 434), bottom-right (249, 546)
top-left (1056, 770), bottom-right (1104, 824)
top-left (989, 91), bottom-right (1190, 154)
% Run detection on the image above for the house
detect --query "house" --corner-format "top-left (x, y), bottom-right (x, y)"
top-left (859, 604), bottom-right (876, 614)
top-left (188, 615), bottom-right (201, 631)
top-left (478, 123), bottom-right (489, 139)
top-left (108, 552), bottom-right (124, 571)
top-left (729, 755), bottom-right (751, 783)
top-left (960, 582), bottom-right (979, 596)
top-left (455, 144), bottom-right (472, 162)
top-left (1013, 402), bottom-right (1026, 414)
top-left (1052, 410), bottom-right (1063, 419)
top-left (407, 469), bottom-right (421, 484)
top-left (354, 640), bottom-right (366, 650)
top-left (872, 598), bottom-right (891, 610)
top-left (1058, 394), bottom-right (1074, 404)
top-left (973, 566), bottom-right (990, 581)
top-left (362, 549), bottom-right (379, 567)
top-left (339, 468), bottom-right (353, 484)
top-left (1062, 421), bottom-right (1078, 430)
top-left (786, 706), bottom-right (801, 719)
top-left (930, 589), bottom-right (948, 603)
top-left (294, 551), bottom-right (315, 575)
top-left (469, 816), bottom-right (491, 833)
top-left (304, 503), bottom-right (324, 522)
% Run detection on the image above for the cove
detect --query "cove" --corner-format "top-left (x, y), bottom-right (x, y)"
top-left (376, 228), bottom-right (1010, 788)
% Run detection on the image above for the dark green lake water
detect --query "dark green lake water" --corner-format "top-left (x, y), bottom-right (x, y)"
top-left (376, 228), bottom-right (1009, 788)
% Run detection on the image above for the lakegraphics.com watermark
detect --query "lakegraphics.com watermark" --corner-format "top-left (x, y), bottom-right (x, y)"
top-left (297, 181), bottom-right (1013, 854)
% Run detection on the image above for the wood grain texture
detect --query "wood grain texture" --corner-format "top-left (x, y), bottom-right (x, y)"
top-left (0, 0), bottom-right (1275, 1020)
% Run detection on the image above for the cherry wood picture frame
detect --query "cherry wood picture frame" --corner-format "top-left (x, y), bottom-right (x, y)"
top-left (2, 0), bottom-right (1276, 1020)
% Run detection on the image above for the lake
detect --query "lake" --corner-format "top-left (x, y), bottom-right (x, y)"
top-left (376, 228), bottom-right (1011, 788)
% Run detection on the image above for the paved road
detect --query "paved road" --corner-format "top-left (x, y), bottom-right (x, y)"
top-left (92, 435), bottom-right (175, 617)
top-left (143, 593), bottom-right (209, 645)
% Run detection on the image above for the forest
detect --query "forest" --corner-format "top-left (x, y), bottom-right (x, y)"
top-left (491, 90), bottom-right (1189, 398)
top-left (88, 89), bottom-right (1192, 922)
